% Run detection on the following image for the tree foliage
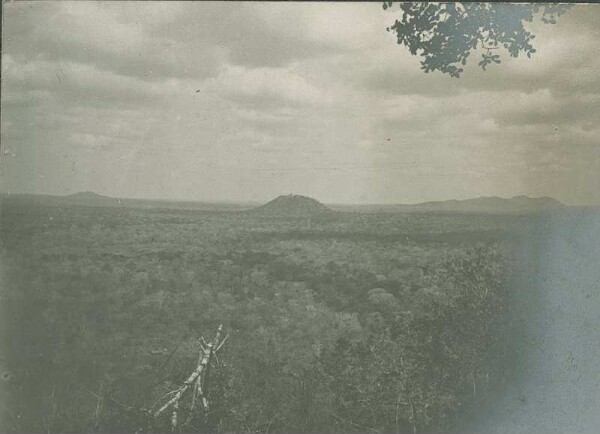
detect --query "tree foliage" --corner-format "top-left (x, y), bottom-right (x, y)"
top-left (1, 202), bottom-right (513, 433)
top-left (383, 2), bottom-right (571, 77)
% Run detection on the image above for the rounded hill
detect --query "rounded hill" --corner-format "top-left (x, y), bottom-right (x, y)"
top-left (251, 194), bottom-right (330, 216)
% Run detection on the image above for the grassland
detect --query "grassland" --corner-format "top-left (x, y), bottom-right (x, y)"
top-left (0, 197), bottom-right (525, 432)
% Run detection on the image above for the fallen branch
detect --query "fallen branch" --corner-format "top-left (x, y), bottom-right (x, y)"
top-left (152, 325), bottom-right (224, 431)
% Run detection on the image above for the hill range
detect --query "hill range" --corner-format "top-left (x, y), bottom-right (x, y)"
top-left (0, 192), bottom-right (573, 214)
top-left (328, 195), bottom-right (567, 214)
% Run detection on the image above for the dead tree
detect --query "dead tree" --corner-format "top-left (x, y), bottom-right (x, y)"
top-left (150, 325), bottom-right (227, 431)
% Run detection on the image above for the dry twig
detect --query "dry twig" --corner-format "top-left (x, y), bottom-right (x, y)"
top-left (152, 325), bottom-right (224, 430)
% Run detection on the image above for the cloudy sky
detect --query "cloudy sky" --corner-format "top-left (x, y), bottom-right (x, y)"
top-left (1, 2), bottom-right (599, 205)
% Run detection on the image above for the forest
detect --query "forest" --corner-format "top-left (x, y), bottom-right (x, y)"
top-left (0, 197), bottom-right (523, 433)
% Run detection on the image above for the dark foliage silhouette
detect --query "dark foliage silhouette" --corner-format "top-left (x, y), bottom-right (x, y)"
top-left (383, 2), bottom-right (571, 77)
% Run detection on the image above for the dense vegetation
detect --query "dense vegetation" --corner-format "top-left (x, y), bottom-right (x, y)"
top-left (0, 198), bottom-right (518, 433)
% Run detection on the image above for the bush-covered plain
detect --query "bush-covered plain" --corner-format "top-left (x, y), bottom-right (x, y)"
top-left (0, 199), bottom-right (519, 433)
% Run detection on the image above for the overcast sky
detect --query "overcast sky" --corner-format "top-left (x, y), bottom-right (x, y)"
top-left (1, 2), bottom-right (599, 205)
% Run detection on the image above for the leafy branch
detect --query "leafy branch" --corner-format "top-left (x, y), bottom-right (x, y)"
top-left (383, 2), bottom-right (571, 77)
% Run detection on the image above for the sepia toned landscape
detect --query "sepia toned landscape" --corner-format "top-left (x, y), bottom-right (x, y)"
top-left (1, 2), bottom-right (600, 433)
top-left (2, 192), bottom-right (599, 432)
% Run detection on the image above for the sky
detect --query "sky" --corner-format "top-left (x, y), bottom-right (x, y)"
top-left (1, 1), bottom-right (599, 205)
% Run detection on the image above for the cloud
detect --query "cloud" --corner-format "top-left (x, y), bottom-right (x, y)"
top-left (1, 2), bottom-right (599, 205)
top-left (3, 2), bottom-right (225, 82)
top-left (493, 91), bottom-right (600, 128)
top-left (137, 2), bottom-right (343, 70)
top-left (2, 55), bottom-right (171, 110)
top-left (209, 65), bottom-right (331, 110)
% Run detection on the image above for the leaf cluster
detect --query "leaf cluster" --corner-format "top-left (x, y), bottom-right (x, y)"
top-left (384, 2), bottom-right (571, 77)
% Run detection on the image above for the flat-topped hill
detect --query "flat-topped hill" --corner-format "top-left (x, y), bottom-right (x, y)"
top-left (66, 191), bottom-right (113, 201)
top-left (250, 194), bottom-right (330, 216)
top-left (412, 195), bottom-right (565, 213)
top-left (330, 195), bottom-right (567, 214)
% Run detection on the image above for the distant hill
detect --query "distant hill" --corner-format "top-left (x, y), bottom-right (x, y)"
top-left (1, 191), bottom-right (569, 214)
top-left (66, 191), bottom-right (109, 200)
top-left (251, 194), bottom-right (330, 216)
top-left (0, 192), bottom-right (255, 211)
top-left (408, 195), bottom-right (565, 213)
top-left (0, 191), bottom-right (120, 208)
top-left (64, 191), bottom-right (118, 205)
top-left (330, 195), bottom-right (567, 214)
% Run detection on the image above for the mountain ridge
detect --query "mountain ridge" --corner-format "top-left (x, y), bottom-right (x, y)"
top-left (1, 191), bottom-right (575, 213)
top-left (414, 195), bottom-right (564, 211)
top-left (329, 195), bottom-right (567, 214)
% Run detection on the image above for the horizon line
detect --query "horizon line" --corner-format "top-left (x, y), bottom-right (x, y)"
top-left (2, 190), bottom-right (597, 208)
